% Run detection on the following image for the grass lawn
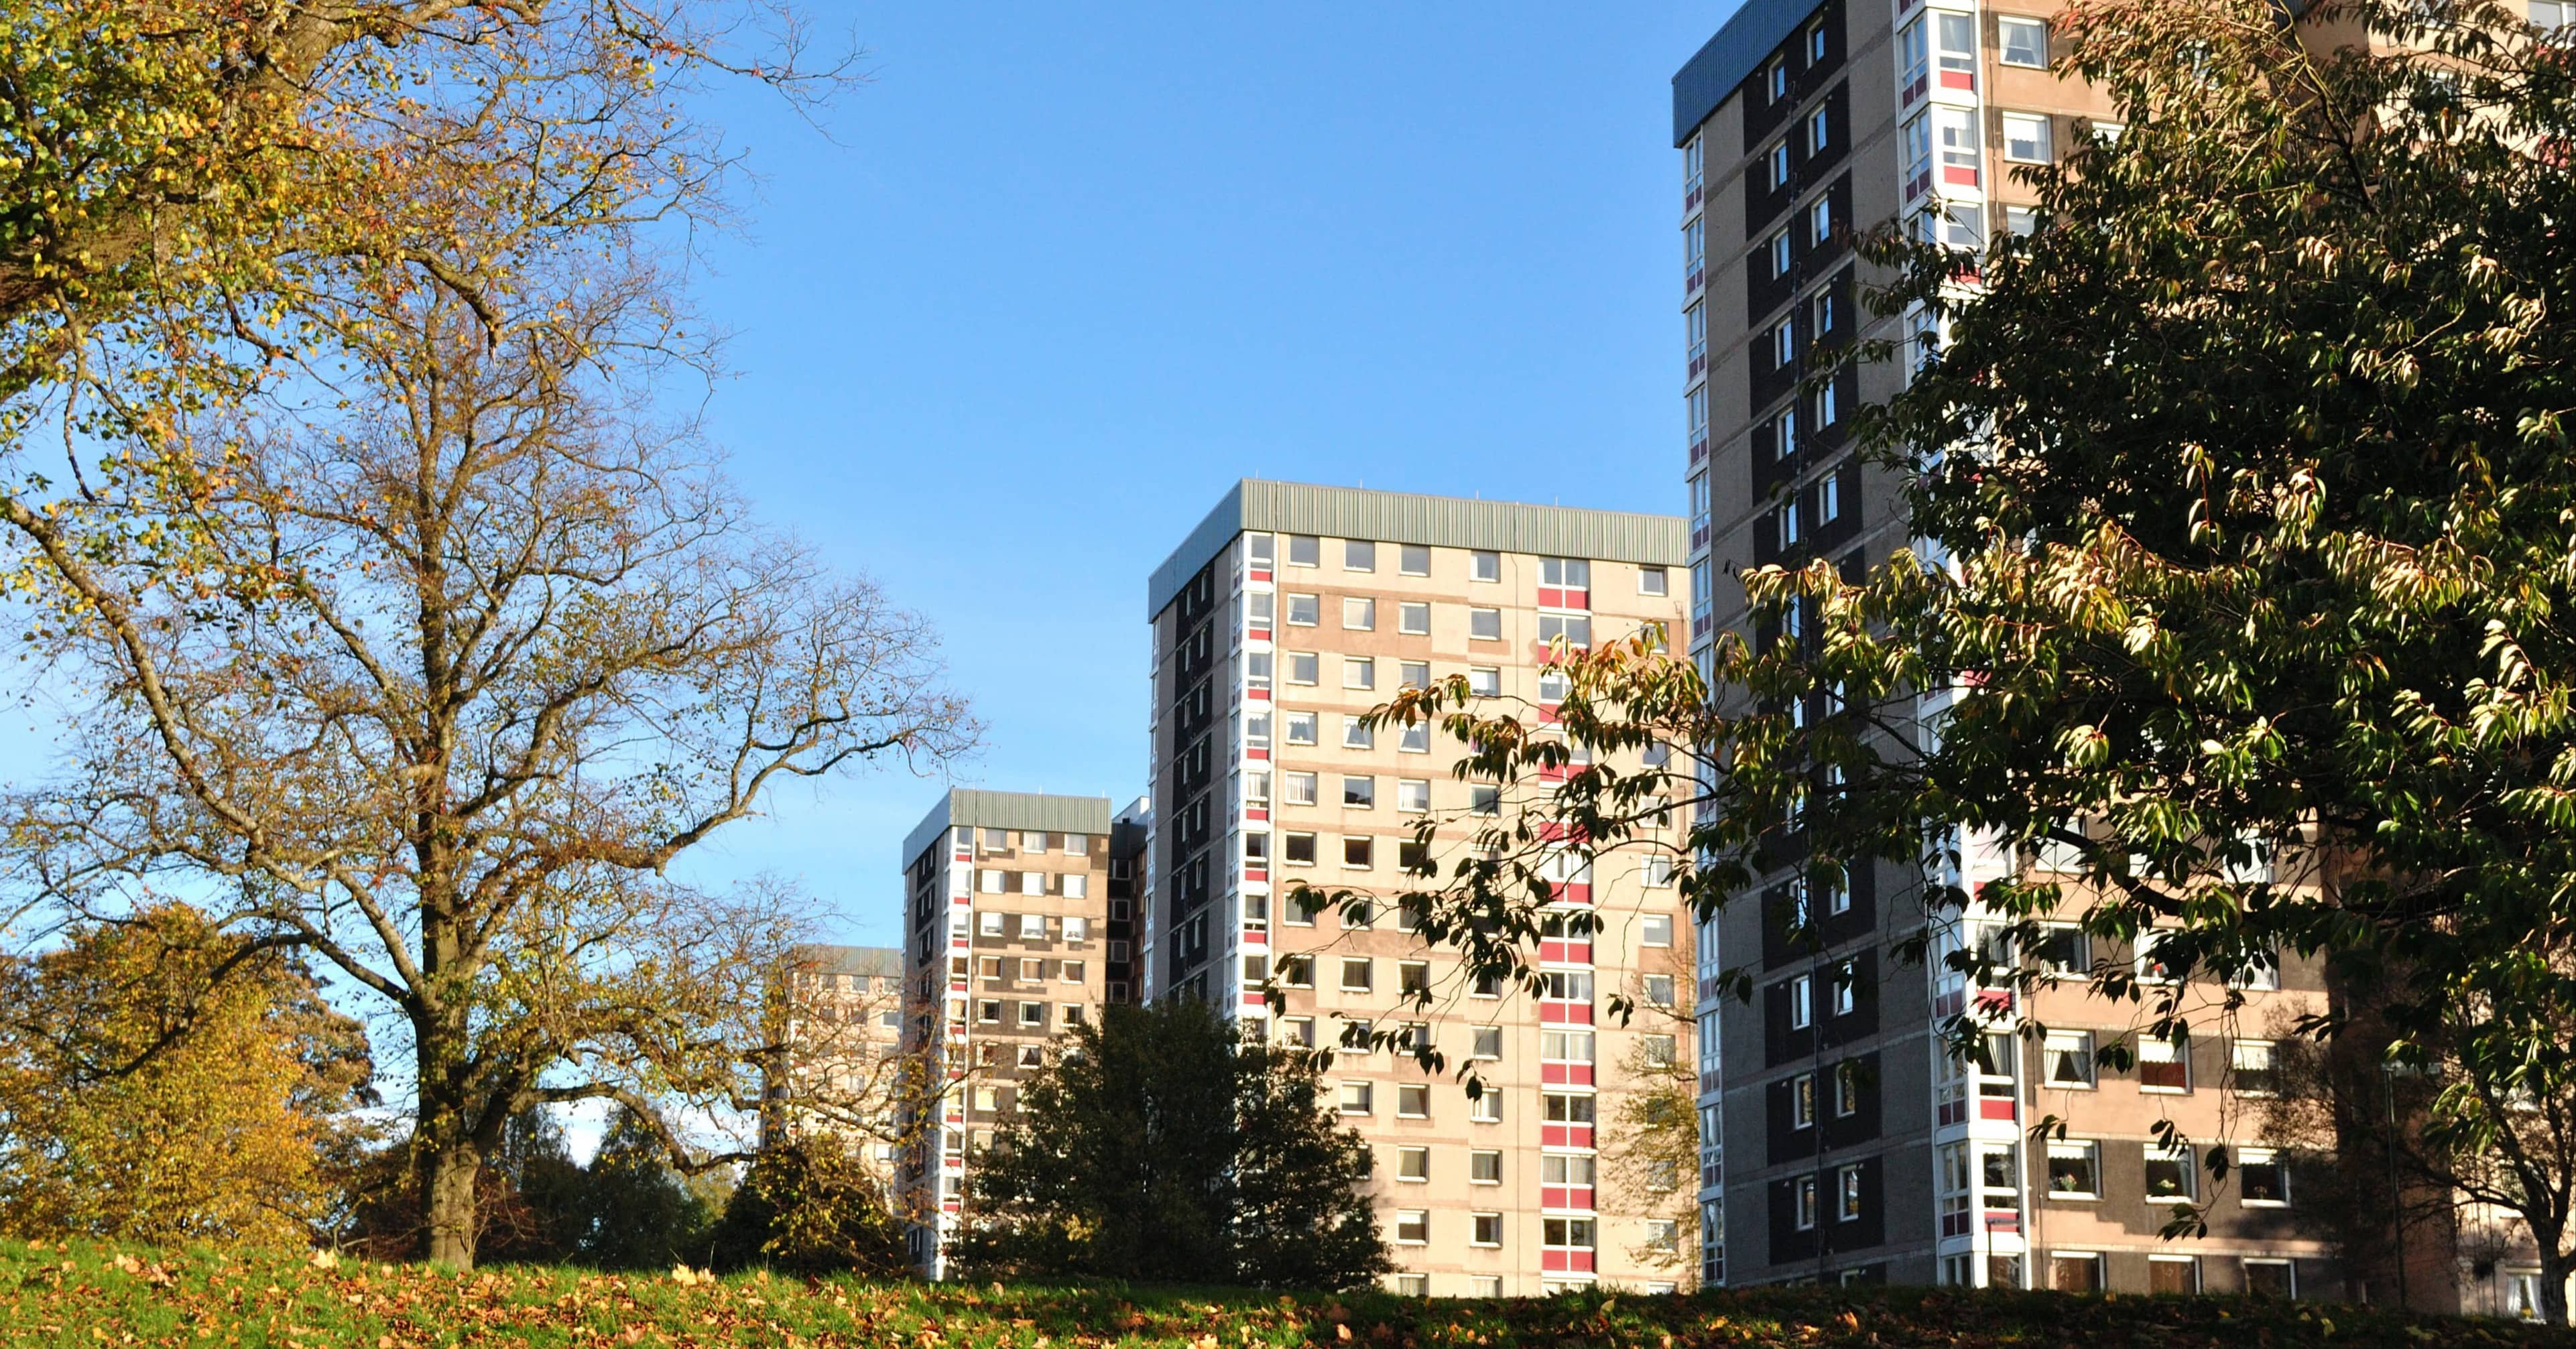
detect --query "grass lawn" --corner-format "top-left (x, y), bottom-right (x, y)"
top-left (2, 1239), bottom-right (2570, 1348)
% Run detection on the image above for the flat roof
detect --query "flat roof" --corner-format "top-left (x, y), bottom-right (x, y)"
top-left (1672, 0), bottom-right (1821, 145)
top-left (901, 789), bottom-right (1117, 867)
top-left (790, 944), bottom-right (904, 978)
top-left (1148, 480), bottom-right (1686, 619)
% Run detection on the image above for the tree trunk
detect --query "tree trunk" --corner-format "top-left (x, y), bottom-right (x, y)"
top-left (422, 1138), bottom-right (482, 1269)
top-left (2540, 1243), bottom-right (2571, 1326)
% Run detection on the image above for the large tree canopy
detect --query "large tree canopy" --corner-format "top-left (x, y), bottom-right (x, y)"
top-left (956, 999), bottom-right (1388, 1291)
top-left (1333, 0), bottom-right (2576, 1318)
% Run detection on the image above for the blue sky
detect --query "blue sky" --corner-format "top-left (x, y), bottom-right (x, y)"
top-left (669, 4), bottom-right (1742, 948)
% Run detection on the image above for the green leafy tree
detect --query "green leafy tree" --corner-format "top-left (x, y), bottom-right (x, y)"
top-left (957, 999), bottom-right (1388, 1290)
top-left (708, 1135), bottom-right (908, 1277)
top-left (0, 903), bottom-right (371, 1245)
top-left (570, 1108), bottom-right (723, 1271)
top-left (1314, 0), bottom-right (2576, 1320)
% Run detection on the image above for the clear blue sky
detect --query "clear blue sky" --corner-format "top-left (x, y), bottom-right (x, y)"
top-left (644, 5), bottom-right (1735, 948)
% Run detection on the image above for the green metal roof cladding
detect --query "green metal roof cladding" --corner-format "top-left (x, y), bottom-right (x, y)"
top-left (1147, 479), bottom-right (1688, 619)
top-left (902, 789), bottom-right (1117, 867)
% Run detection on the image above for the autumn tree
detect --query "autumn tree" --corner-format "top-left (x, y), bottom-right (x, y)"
top-left (1, 126), bottom-right (975, 1265)
top-left (957, 998), bottom-right (1388, 1291)
top-left (0, 902), bottom-right (371, 1245)
top-left (1603, 944), bottom-right (1700, 1281)
top-left (0, 1), bottom-right (850, 438)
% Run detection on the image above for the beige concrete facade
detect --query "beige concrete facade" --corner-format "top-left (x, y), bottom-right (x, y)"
top-left (1144, 481), bottom-right (1698, 1295)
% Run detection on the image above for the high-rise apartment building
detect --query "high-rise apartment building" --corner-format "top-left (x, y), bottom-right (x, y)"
top-left (900, 789), bottom-right (1125, 1278)
top-left (770, 944), bottom-right (910, 1181)
top-left (1671, 0), bottom-right (2345, 1298)
top-left (1143, 480), bottom-right (1697, 1295)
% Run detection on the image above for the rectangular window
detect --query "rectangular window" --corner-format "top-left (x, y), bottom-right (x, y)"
top-left (1808, 105), bottom-right (1830, 155)
top-left (2139, 1035), bottom-right (2190, 1092)
top-left (1278, 535), bottom-right (1321, 568)
top-left (1471, 550), bottom-right (1499, 582)
top-left (1337, 774), bottom-right (1373, 808)
top-left (1471, 1149), bottom-right (1503, 1183)
top-left (1339, 1081), bottom-right (1373, 1114)
top-left (1776, 498), bottom-right (1802, 549)
top-left (2034, 923), bottom-right (2089, 977)
top-left (1471, 1213), bottom-right (1503, 1246)
top-left (1473, 1025), bottom-right (1504, 1057)
top-left (2050, 1254), bottom-right (2105, 1293)
top-left (1790, 1072), bottom-right (1816, 1129)
top-left (1398, 659), bottom-right (1429, 689)
top-left (1399, 543), bottom-right (1430, 576)
top-left (1343, 836), bottom-right (1374, 869)
top-left (2145, 1145), bottom-right (2197, 1204)
top-left (1282, 832), bottom-right (1317, 866)
top-left (1343, 655), bottom-right (1375, 690)
top-left (2149, 1257), bottom-right (2200, 1295)
top-left (2046, 1141), bottom-right (2099, 1198)
top-left (1019, 957), bottom-right (1044, 982)
top-left (1788, 974), bottom-right (1813, 1029)
top-left (1342, 718), bottom-right (1373, 750)
top-left (2233, 1039), bottom-right (2280, 1096)
top-left (2044, 1031), bottom-right (2095, 1088)
top-left (1400, 721), bottom-right (1430, 753)
top-left (1284, 771), bottom-right (1318, 806)
top-left (1470, 1090), bottom-right (1502, 1122)
top-left (2242, 1258), bottom-right (2296, 1297)
top-left (1396, 778), bottom-right (1430, 813)
top-left (1284, 712), bottom-right (1318, 746)
top-left (1542, 1216), bottom-right (1597, 1255)
top-left (1835, 1061), bottom-right (1861, 1116)
top-left (1810, 196), bottom-right (1831, 245)
top-left (1537, 613), bottom-right (1591, 648)
top-left (1641, 913), bottom-right (1674, 946)
top-left (1343, 596), bottom-right (1375, 631)
top-left (1397, 1146), bottom-right (1429, 1181)
top-left (1398, 601), bottom-right (1430, 634)
top-left (1345, 539), bottom-right (1375, 572)
top-left (1819, 472), bottom-right (1842, 524)
top-left (1469, 607), bottom-right (1502, 641)
top-left (2003, 111), bottom-right (2052, 164)
top-left (1999, 15), bottom-right (2048, 68)
top-left (1541, 1092), bottom-right (1595, 1125)
top-left (1019, 912), bottom-right (1046, 938)
top-left (1284, 592), bottom-right (1319, 626)
top-left (1838, 1165), bottom-right (1863, 1221)
top-left (1019, 1001), bottom-right (1045, 1027)
top-left (1286, 650), bottom-right (1319, 684)
top-left (1792, 1175), bottom-right (1819, 1230)
top-left (1341, 958), bottom-right (1373, 991)
top-left (2240, 1149), bottom-right (2291, 1206)
top-left (1769, 229), bottom-right (1792, 278)
top-left (1282, 1015), bottom-right (1315, 1045)
top-left (1638, 566), bottom-right (1669, 596)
